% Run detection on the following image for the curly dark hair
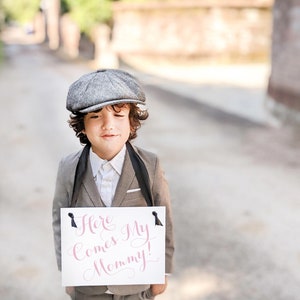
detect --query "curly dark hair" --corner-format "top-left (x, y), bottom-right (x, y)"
top-left (68, 103), bottom-right (149, 144)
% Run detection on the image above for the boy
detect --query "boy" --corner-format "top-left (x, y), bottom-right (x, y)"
top-left (52, 69), bottom-right (174, 300)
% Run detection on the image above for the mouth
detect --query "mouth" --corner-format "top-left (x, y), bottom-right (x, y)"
top-left (101, 134), bottom-right (117, 138)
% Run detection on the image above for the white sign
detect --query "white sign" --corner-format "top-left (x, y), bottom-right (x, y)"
top-left (61, 207), bottom-right (165, 286)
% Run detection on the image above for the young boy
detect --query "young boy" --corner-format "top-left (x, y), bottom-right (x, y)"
top-left (52, 69), bottom-right (174, 300)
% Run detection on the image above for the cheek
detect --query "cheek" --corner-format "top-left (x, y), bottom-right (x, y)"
top-left (83, 121), bottom-right (98, 137)
top-left (124, 121), bottom-right (131, 135)
top-left (118, 122), bottom-right (130, 141)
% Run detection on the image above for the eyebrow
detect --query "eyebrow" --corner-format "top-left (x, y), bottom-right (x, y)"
top-left (90, 109), bottom-right (102, 113)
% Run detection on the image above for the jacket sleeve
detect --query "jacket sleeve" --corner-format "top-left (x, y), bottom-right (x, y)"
top-left (52, 157), bottom-right (75, 271)
top-left (152, 157), bottom-right (175, 274)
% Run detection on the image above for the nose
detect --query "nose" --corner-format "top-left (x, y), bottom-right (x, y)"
top-left (101, 114), bottom-right (114, 130)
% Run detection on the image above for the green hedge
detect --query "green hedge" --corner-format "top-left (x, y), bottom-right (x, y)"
top-left (62, 0), bottom-right (113, 36)
top-left (2, 0), bottom-right (40, 24)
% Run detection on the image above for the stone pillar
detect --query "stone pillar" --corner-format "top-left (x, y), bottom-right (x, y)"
top-left (91, 24), bottom-right (119, 69)
top-left (60, 14), bottom-right (81, 58)
top-left (45, 0), bottom-right (60, 50)
top-left (267, 0), bottom-right (300, 122)
top-left (33, 12), bottom-right (46, 43)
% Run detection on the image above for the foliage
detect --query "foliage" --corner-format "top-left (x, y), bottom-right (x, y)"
top-left (0, 41), bottom-right (4, 65)
top-left (120, 0), bottom-right (148, 2)
top-left (61, 0), bottom-right (70, 15)
top-left (63, 0), bottom-right (113, 36)
top-left (2, 0), bottom-right (40, 24)
top-left (120, 0), bottom-right (169, 2)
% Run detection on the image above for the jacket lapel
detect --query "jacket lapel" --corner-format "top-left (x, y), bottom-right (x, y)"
top-left (81, 160), bottom-right (104, 207)
top-left (112, 151), bottom-right (135, 207)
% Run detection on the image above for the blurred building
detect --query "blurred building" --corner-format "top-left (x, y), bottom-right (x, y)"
top-left (112, 0), bottom-right (273, 64)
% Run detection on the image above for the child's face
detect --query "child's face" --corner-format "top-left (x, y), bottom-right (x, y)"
top-left (83, 105), bottom-right (131, 160)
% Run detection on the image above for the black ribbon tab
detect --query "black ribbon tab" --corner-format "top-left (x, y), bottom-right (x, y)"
top-left (152, 211), bottom-right (163, 226)
top-left (68, 212), bottom-right (77, 228)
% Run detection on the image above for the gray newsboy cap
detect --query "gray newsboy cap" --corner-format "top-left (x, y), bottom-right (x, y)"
top-left (66, 69), bottom-right (146, 113)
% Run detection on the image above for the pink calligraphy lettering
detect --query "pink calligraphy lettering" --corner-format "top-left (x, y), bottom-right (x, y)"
top-left (76, 214), bottom-right (115, 236)
top-left (92, 249), bottom-right (147, 278)
top-left (72, 237), bottom-right (118, 261)
top-left (121, 221), bottom-right (150, 247)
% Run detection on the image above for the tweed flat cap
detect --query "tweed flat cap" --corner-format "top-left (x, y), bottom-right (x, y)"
top-left (66, 69), bottom-right (146, 113)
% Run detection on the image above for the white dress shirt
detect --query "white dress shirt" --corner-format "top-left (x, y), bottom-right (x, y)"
top-left (89, 145), bottom-right (126, 207)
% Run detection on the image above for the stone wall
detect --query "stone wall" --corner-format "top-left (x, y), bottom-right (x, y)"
top-left (268, 0), bottom-right (300, 117)
top-left (112, 0), bottom-right (273, 63)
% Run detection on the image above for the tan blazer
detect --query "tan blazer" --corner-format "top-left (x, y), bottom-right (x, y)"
top-left (52, 145), bottom-right (174, 296)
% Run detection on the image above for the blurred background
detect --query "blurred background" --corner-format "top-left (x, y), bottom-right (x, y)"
top-left (1, 0), bottom-right (300, 299)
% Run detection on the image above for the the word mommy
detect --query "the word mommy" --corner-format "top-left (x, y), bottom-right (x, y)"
top-left (84, 249), bottom-right (148, 280)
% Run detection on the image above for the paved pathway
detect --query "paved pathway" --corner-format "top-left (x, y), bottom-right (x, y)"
top-left (1, 27), bottom-right (300, 300)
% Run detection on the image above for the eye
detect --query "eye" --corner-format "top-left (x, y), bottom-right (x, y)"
top-left (114, 113), bottom-right (125, 118)
top-left (90, 115), bottom-right (99, 119)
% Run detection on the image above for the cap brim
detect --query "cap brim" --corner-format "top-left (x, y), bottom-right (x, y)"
top-left (78, 99), bottom-right (145, 113)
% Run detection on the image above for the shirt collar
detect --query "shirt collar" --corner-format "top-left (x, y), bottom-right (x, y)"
top-left (89, 145), bottom-right (126, 177)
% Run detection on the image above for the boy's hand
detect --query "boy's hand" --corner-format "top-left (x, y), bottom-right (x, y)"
top-left (150, 276), bottom-right (168, 296)
top-left (65, 286), bottom-right (75, 299)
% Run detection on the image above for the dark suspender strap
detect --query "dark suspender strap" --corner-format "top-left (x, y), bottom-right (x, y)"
top-left (70, 142), bottom-right (153, 207)
top-left (126, 142), bottom-right (153, 207)
top-left (70, 143), bottom-right (91, 207)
